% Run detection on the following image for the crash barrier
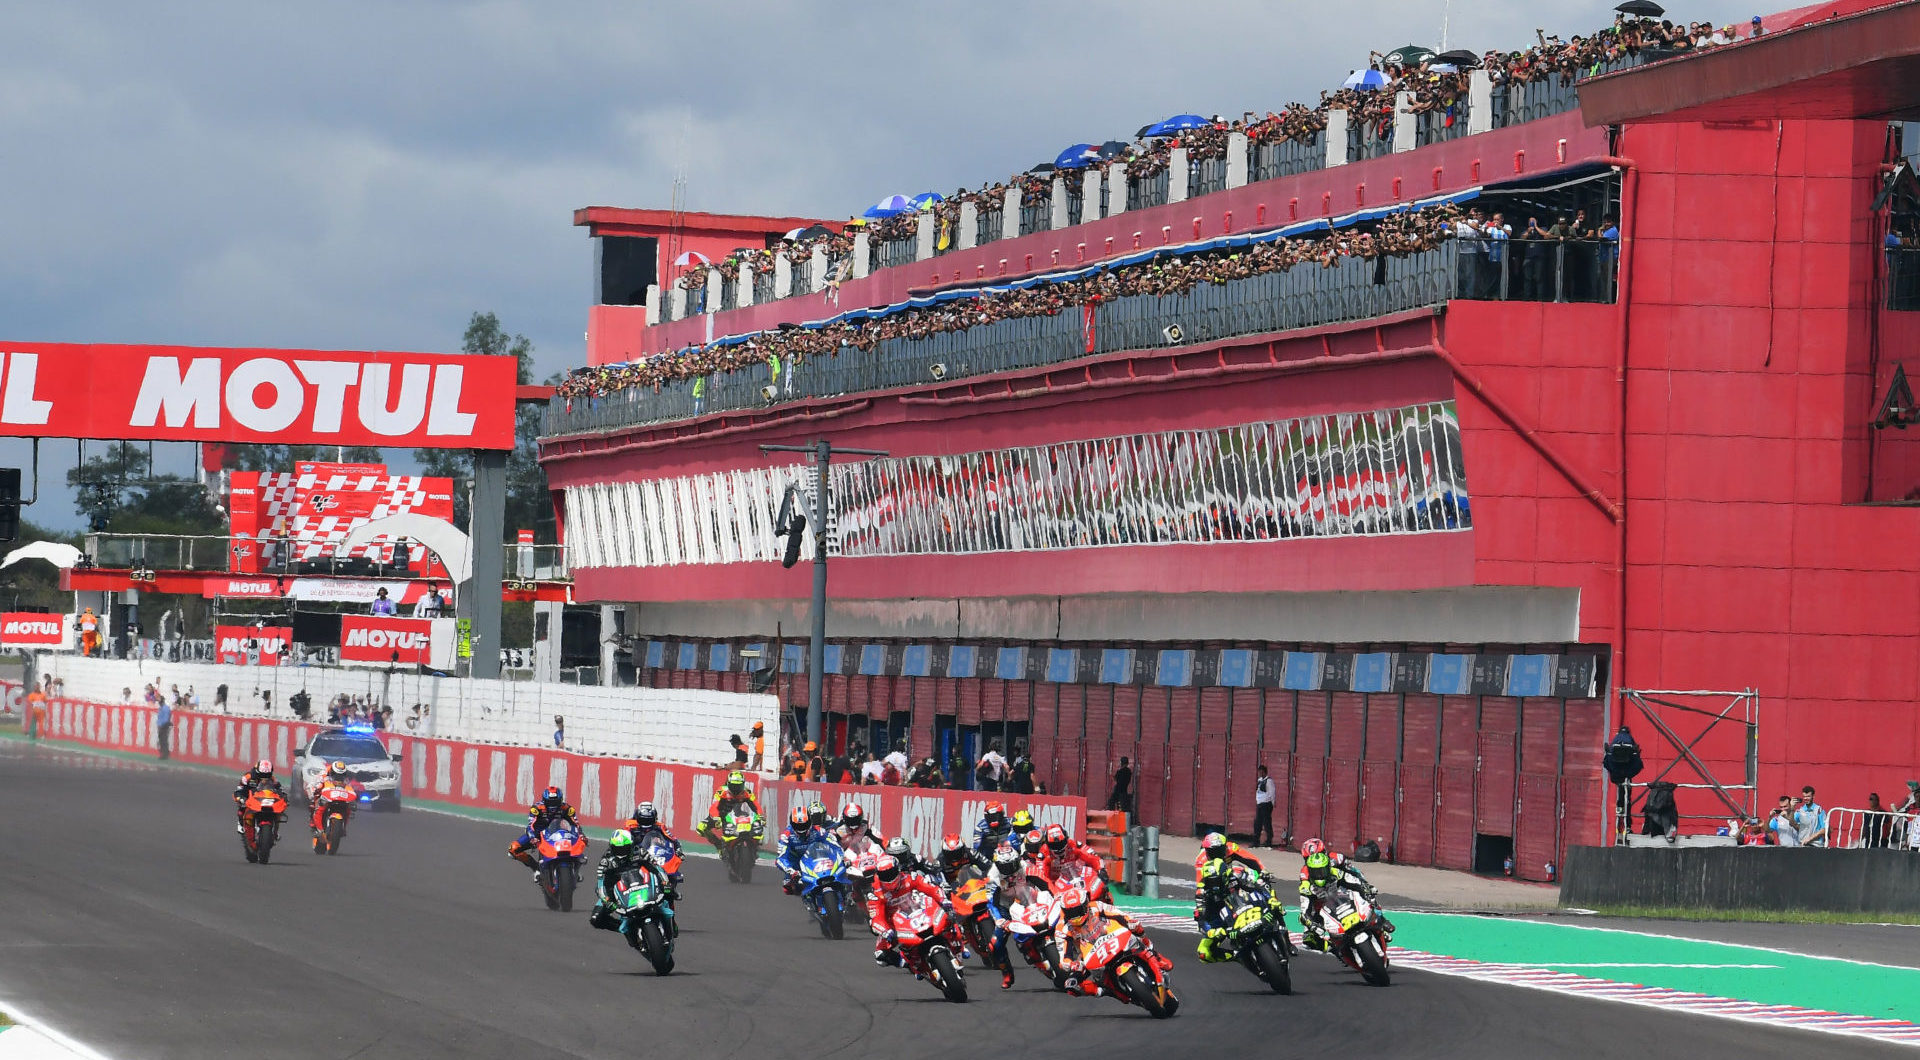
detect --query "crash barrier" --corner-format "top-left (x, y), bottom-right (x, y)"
top-left (8, 682), bottom-right (1084, 861)
top-left (33, 655), bottom-right (776, 766)
top-left (1826, 806), bottom-right (1920, 850)
top-left (1560, 844), bottom-right (1920, 913)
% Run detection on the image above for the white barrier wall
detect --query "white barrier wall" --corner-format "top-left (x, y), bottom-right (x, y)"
top-left (37, 655), bottom-right (777, 769)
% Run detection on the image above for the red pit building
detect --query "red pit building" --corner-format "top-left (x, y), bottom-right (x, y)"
top-left (540, 0), bottom-right (1920, 877)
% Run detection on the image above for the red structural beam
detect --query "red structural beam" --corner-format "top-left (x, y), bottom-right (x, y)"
top-left (61, 569), bottom-right (571, 603)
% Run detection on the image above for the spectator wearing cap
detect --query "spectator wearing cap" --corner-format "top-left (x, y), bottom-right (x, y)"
top-left (750, 721), bottom-right (766, 770)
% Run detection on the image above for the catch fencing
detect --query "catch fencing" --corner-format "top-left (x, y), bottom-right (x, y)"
top-left (32, 655), bottom-right (776, 766)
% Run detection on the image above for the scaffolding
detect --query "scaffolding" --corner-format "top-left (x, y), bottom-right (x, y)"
top-left (1614, 688), bottom-right (1759, 842)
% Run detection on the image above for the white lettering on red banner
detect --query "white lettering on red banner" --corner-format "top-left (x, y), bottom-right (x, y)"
top-left (205, 578), bottom-right (282, 599)
top-left (0, 613), bottom-right (66, 645)
top-left (214, 625), bottom-right (292, 665)
top-left (0, 345), bottom-right (515, 449)
top-left (339, 615), bottom-right (433, 665)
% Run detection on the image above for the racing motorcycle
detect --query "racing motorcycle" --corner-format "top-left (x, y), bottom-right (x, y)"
top-left (884, 890), bottom-right (969, 1003)
top-left (1065, 912), bottom-right (1179, 1018)
top-left (841, 835), bottom-right (882, 907)
top-left (241, 788), bottom-right (287, 864)
top-left (1314, 887), bottom-right (1392, 986)
top-left (610, 863), bottom-right (676, 975)
top-left (1048, 860), bottom-right (1110, 904)
top-left (1212, 862), bottom-right (1293, 994)
top-left (718, 809), bottom-right (761, 884)
top-left (797, 837), bottom-right (851, 939)
top-left (946, 867), bottom-right (1012, 979)
top-left (1004, 893), bottom-right (1069, 989)
top-left (535, 821), bottom-right (589, 912)
top-left (311, 786), bottom-right (358, 856)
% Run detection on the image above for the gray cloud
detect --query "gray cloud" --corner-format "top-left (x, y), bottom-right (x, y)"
top-left (1, 0), bottom-right (1768, 529)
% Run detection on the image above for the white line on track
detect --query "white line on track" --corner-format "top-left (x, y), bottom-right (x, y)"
top-left (0, 997), bottom-right (118, 1060)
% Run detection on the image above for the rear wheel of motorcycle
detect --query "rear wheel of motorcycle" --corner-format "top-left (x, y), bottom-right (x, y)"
top-left (1121, 963), bottom-right (1176, 1019)
top-left (1356, 934), bottom-right (1391, 986)
top-left (1253, 938), bottom-right (1291, 994)
top-left (325, 815), bottom-right (344, 855)
top-left (556, 862), bottom-right (578, 913)
top-left (930, 948), bottom-right (968, 1003)
top-left (641, 919), bottom-right (674, 975)
top-left (824, 890), bottom-right (845, 939)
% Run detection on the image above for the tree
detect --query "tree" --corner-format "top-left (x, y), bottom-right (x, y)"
top-left (225, 444), bottom-right (385, 472)
top-left (66, 442), bottom-right (224, 536)
top-left (0, 520), bottom-right (82, 612)
top-left (416, 311), bottom-right (555, 543)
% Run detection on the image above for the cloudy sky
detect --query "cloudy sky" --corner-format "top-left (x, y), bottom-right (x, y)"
top-left (1, 0), bottom-right (1769, 530)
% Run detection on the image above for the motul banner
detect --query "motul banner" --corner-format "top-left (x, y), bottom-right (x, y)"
top-left (0, 612), bottom-right (68, 647)
top-left (0, 344), bottom-right (517, 449)
top-left (202, 576), bottom-right (285, 599)
top-left (214, 625), bottom-right (292, 665)
top-left (339, 615), bottom-right (433, 664)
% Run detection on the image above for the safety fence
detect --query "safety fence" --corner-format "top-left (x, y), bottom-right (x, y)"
top-left (1827, 806), bottom-right (1920, 850)
top-left (31, 655), bottom-right (776, 765)
top-left (12, 683), bottom-right (1081, 860)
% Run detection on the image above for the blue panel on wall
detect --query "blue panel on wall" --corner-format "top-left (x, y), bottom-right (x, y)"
top-left (1281, 652), bottom-right (1322, 690)
top-left (1156, 649), bottom-right (1194, 687)
top-left (1427, 653), bottom-right (1472, 695)
top-left (1352, 652), bottom-right (1391, 693)
top-left (947, 645), bottom-right (977, 679)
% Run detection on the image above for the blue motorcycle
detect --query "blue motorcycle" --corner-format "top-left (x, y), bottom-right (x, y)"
top-left (797, 837), bottom-right (851, 939)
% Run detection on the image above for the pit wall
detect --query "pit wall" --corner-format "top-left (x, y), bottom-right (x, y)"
top-left (13, 686), bottom-right (1083, 859)
top-left (31, 655), bottom-right (776, 767)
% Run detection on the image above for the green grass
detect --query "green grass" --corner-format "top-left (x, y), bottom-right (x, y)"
top-left (0, 1011), bottom-right (13, 1028)
top-left (1581, 903), bottom-right (1920, 925)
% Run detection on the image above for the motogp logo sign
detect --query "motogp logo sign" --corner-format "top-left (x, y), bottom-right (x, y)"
top-left (339, 615), bottom-right (434, 665)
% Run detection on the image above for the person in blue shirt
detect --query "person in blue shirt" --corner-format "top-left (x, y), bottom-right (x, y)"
top-left (777, 806), bottom-right (831, 893)
top-left (369, 587), bottom-right (398, 617)
top-left (974, 802), bottom-right (1034, 856)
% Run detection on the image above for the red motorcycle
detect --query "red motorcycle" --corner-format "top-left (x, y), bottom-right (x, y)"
top-left (1065, 913), bottom-right (1179, 1018)
top-left (1048, 860), bottom-right (1110, 904)
top-left (312, 786), bottom-right (358, 855)
top-left (886, 891), bottom-right (970, 1003)
top-left (240, 788), bottom-right (287, 864)
top-left (1004, 893), bottom-right (1069, 989)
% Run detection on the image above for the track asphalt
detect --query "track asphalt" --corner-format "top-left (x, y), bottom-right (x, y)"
top-left (1, 736), bottom-right (1912, 1060)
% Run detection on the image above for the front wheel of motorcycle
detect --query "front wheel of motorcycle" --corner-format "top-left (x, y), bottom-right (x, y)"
top-left (929, 948), bottom-right (968, 1003)
top-left (641, 918), bottom-right (675, 975)
top-left (824, 890), bottom-right (845, 940)
top-left (1042, 940), bottom-right (1068, 991)
top-left (1252, 938), bottom-right (1291, 995)
top-left (257, 824), bottom-right (277, 865)
top-left (1120, 963), bottom-right (1177, 1019)
top-left (556, 862), bottom-right (578, 913)
top-left (325, 815), bottom-right (345, 856)
top-left (1355, 933), bottom-right (1391, 987)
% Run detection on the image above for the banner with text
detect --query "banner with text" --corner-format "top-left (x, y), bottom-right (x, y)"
top-left (338, 615), bottom-right (434, 665)
top-left (214, 625), bottom-right (293, 665)
top-left (0, 612), bottom-right (69, 647)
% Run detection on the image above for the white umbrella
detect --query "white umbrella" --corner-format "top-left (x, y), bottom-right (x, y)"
top-left (671, 250), bottom-right (711, 267)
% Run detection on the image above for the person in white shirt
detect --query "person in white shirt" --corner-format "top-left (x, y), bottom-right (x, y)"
top-left (859, 751), bottom-right (885, 785)
top-left (975, 740), bottom-right (1010, 791)
top-left (1253, 763), bottom-right (1276, 847)
top-left (884, 746), bottom-right (909, 778)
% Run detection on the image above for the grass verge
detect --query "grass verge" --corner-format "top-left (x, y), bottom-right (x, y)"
top-left (0, 1010), bottom-right (13, 1027)
top-left (1581, 903), bottom-right (1920, 925)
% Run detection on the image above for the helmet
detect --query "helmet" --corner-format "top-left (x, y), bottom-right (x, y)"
top-left (872, 854), bottom-right (901, 884)
top-left (608, 830), bottom-right (634, 855)
top-left (632, 802), bottom-right (658, 830)
top-left (1058, 884), bottom-right (1091, 923)
top-left (885, 836), bottom-right (913, 861)
top-left (725, 770), bottom-right (746, 794)
top-left (1044, 823), bottom-right (1069, 855)
top-left (1201, 831), bottom-right (1229, 861)
top-left (790, 807), bottom-right (811, 832)
top-left (808, 801), bottom-right (828, 828)
top-left (1022, 829), bottom-right (1045, 856)
top-left (939, 834), bottom-right (970, 869)
top-left (327, 760), bottom-right (348, 780)
top-left (250, 758), bottom-right (274, 778)
top-left (841, 802), bottom-right (866, 831)
top-left (983, 801), bottom-right (1006, 827)
top-left (541, 786), bottom-right (565, 810)
top-left (1010, 809), bottom-right (1034, 831)
top-left (992, 843), bottom-right (1024, 878)
top-left (1300, 838), bottom-right (1328, 859)
top-left (1304, 851), bottom-right (1334, 886)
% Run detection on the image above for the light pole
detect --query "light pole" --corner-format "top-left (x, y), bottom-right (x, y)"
top-left (759, 439), bottom-right (887, 745)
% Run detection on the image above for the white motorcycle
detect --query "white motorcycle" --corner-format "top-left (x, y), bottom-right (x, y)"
top-left (1313, 887), bottom-right (1393, 986)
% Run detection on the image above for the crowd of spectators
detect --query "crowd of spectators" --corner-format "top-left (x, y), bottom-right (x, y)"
top-left (666, 11), bottom-right (1763, 306)
top-left (564, 200), bottom-right (1469, 404)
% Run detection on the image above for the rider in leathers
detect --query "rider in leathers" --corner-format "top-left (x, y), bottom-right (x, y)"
top-left (1297, 849), bottom-right (1387, 950)
top-left (935, 835), bottom-right (992, 888)
top-left (696, 770), bottom-right (764, 849)
top-left (777, 807), bottom-right (831, 894)
top-left (621, 801), bottom-right (682, 901)
top-left (589, 831), bottom-right (671, 934)
top-left (232, 759), bottom-right (287, 842)
top-left (1052, 886), bottom-right (1169, 997)
top-left (508, 786), bottom-right (579, 875)
top-left (1194, 857), bottom-right (1289, 963)
top-left (985, 844), bottom-right (1044, 989)
top-left (972, 802), bottom-right (1014, 856)
top-left (866, 855), bottom-right (952, 968)
top-left (1192, 831), bottom-right (1283, 949)
top-left (1038, 824), bottom-right (1105, 889)
top-left (307, 761), bottom-right (365, 836)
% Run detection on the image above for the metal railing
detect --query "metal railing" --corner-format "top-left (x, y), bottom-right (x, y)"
top-left (718, 278), bottom-right (739, 312)
top-left (1018, 200), bottom-right (1050, 236)
top-left (1827, 806), bottom-right (1919, 849)
top-left (1126, 170), bottom-right (1169, 211)
top-left (552, 239), bottom-right (1615, 435)
top-left (1347, 116), bottom-right (1393, 162)
top-left (976, 207), bottom-right (1005, 246)
top-left (1889, 247), bottom-right (1920, 310)
top-left (1453, 237), bottom-right (1619, 304)
top-left (873, 235), bottom-right (917, 272)
top-left (752, 269), bottom-right (776, 303)
top-left (789, 260), bottom-right (815, 296)
top-left (1249, 134), bottom-right (1323, 182)
top-left (1191, 157), bottom-right (1228, 198)
top-left (1414, 105), bottom-right (1469, 147)
top-left (1065, 190), bottom-right (1085, 227)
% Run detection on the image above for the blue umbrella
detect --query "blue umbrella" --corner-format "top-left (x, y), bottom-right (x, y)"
top-left (1054, 143), bottom-right (1101, 169)
top-left (1143, 114), bottom-right (1210, 137)
top-left (1343, 69), bottom-right (1390, 91)
top-left (862, 194), bottom-right (913, 219)
top-left (908, 192), bottom-right (943, 211)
